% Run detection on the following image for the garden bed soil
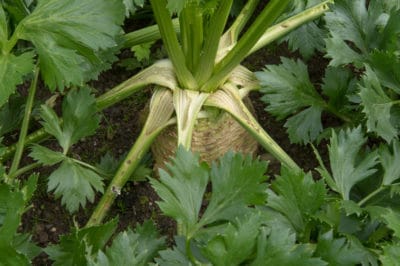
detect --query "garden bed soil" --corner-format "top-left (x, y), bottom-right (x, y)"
top-left (16, 44), bottom-right (330, 265)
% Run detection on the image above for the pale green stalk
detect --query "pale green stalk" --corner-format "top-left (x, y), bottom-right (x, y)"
top-left (149, 0), bottom-right (197, 90)
top-left (8, 64), bottom-right (39, 179)
top-left (249, 0), bottom-right (333, 55)
top-left (123, 19), bottom-right (180, 48)
top-left (201, 0), bottom-right (290, 92)
top-left (180, 3), bottom-right (203, 72)
top-left (205, 83), bottom-right (300, 172)
top-left (173, 89), bottom-right (209, 148)
top-left (218, 0), bottom-right (259, 56)
top-left (86, 88), bottom-right (175, 226)
top-left (358, 186), bottom-right (387, 207)
top-left (7, 162), bottom-right (41, 180)
top-left (97, 59), bottom-right (177, 109)
top-left (194, 0), bottom-right (233, 85)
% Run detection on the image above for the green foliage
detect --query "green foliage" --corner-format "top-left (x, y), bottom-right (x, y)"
top-left (45, 219), bottom-right (165, 266)
top-left (324, 0), bottom-right (399, 67)
top-left (201, 212), bottom-right (263, 265)
top-left (360, 66), bottom-right (399, 142)
top-left (0, 0), bottom-right (126, 113)
top-left (0, 177), bottom-right (40, 264)
top-left (383, 209), bottom-right (400, 238)
top-left (0, 52), bottom-right (34, 108)
top-left (380, 243), bottom-right (400, 266)
top-left (379, 140), bottom-right (400, 186)
top-left (267, 167), bottom-right (327, 234)
top-left (150, 147), bottom-right (209, 235)
top-left (318, 127), bottom-right (379, 200)
top-left (123, 0), bottom-right (146, 17)
top-left (18, 0), bottom-right (125, 91)
top-left (251, 226), bottom-right (326, 266)
top-left (40, 87), bottom-right (100, 153)
top-left (2, 0), bottom-right (400, 264)
top-left (47, 159), bottom-right (104, 213)
top-left (45, 219), bottom-right (118, 265)
top-left (0, 94), bottom-right (25, 136)
top-left (314, 231), bottom-right (367, 265)
top-left (30, 145), bottom-right (65, 166)
top-left (280, 0), bottom-right (327, 59)
top-left (257, 58), bottom-right (355, 144)
top-left (151, 147), bottom-right (268, 237)
top-left (89, 221), bottom-right (165, 266)
top-left (29, 87), bottom-right (105, 213)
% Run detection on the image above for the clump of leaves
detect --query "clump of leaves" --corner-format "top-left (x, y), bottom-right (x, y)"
top-left (258, 0), bottom-right (400, 144)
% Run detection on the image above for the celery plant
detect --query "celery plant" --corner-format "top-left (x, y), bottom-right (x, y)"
top-left (88, 0), bottom-right (333, 226)
top-left (0, 0), bottom-right (332, 228)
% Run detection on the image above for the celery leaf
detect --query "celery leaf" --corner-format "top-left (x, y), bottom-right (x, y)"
top-left (322, 127), bottom-right (379, 200)
top-left (280, 0), bottom-right (326, 59)
top-left (285, 106), bottom-right (323, 144)
top-left (267, 167), bottom-right (326, 234)
top-left (380, 243), bottom-right (400, 265)
top-left (45, 219), bottom-right (117, 265)
top-left (325, 0), bottom-right (400, 67)
top-left (167, 0), bottom-right (186, 14)
top-left (0, 52), bottom-right (34, 108)
top-left (0, 5), bottom-right (7, 48)
top-left (20, 0), bottom-right (125, 91)
top-left (257, 58), bottom-right (325, 143)
top-left (360, 66), bottom-right (398, 142)
top-left (284, 22), bottom-right (326, 59)
top-left (155, 237), bottom-right (192, 265)
top-left (321, 67), bottom-right (356, 112)
top-left (0, 183), bottom-right (25, 243)
top-left (150, 147), bottom-right (209, 234)
top-left (315, 230), bottom-right (367, 265)
top-left (383, 209), bottom-right (400, 238)
top-left (90, 221), bottom-right (165, 266)
top-left (202, 212), bottom-right (263, 265)
top-left (40, 87), bottom-right (100, 153)
top-left (251, 226), bottom-right (326, 266)
top-left (47, 159), bottom-right (104, 213)
top-left (369, 51), bottom-right (400, 94)
top-left (151, 148), bottom-right (268, 236)
top-left (0, 246), bottom-right (29, 265)
top-left (200, 152), bottom-right (268, 225)
top-left (379, 140), bottom-right (400, 186)
top-left (0, 94), bottom-right (25, 136)
top-left (0, 184), bottom-right (33, 265)
top-left (0, 182), bottom-right (39, 264)
top-left (29, 145), bottom-right (65, 166)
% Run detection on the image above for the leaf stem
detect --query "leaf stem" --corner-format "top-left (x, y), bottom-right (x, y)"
top-left (248, 0), bottom-right (333, 55)
top-left (185, 238), bottom-right (199, 265)
top-left (86, 89), bottom-right (175, 227)
top-left (8, 162), bottom-right (41, 180)
top-left (358, 186), bottom-right (387, 207)
top-left (3, 24), bottom-right (21, 54)
top-left (325, 104), bottom-right (353, 123)
top-left (123, 19), bottom-right (180, 48)
top-left (8, 64), bottom-right (39, 179)
top-left (149, 0), bottom-right (197, 90)
top-left (205, 84), bottom-right (300, 172)
top-left (194, 0), bottom-right (233, 85)
top-left (222, 0), bottom-right (259, 43)
top-left (201, 0), bottom-right (290, 92)
top-left (70, 158), bottom-right (112, 178)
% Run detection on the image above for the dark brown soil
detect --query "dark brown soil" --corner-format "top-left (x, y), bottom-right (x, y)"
top-left (15, 42), bottom-right (330, 265)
